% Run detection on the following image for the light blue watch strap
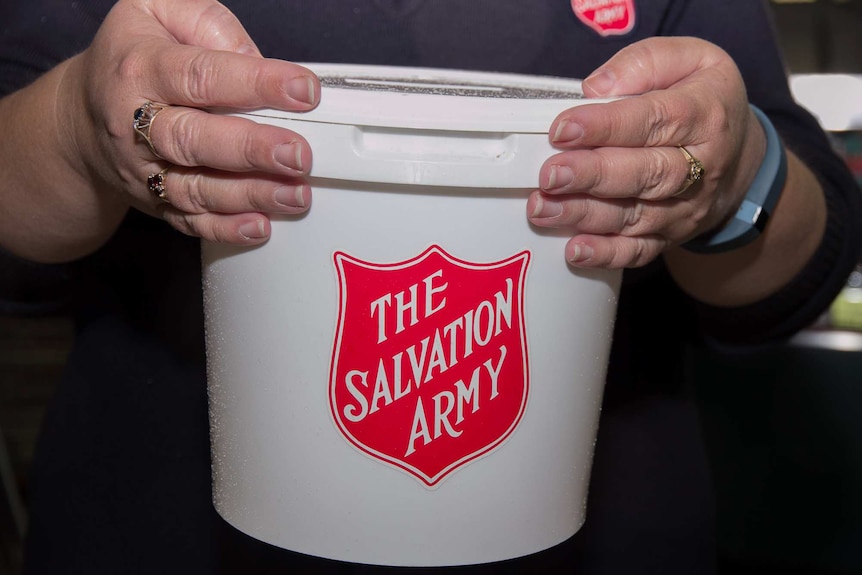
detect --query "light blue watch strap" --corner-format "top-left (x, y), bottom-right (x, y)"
top-left (683, 105), bottom-right (788, 254)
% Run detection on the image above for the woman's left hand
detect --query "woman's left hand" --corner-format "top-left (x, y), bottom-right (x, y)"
top-left (528, 36), bottom-right (767, 269)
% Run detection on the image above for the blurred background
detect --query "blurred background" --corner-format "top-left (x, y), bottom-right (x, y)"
top-left (1, 1), bottom-right (861, 573)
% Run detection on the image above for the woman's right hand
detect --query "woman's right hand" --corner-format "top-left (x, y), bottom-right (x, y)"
top-left (63, 0), bottom-right (319, 245)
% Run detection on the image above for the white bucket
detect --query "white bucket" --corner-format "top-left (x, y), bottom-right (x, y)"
top-left (202, 64), bottom-right (621, 566)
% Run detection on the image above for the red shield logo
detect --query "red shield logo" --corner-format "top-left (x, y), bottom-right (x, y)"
top-left (571, 0), bottom-right (636, 37)
top-left (330, 245), bottom-right (530, 487)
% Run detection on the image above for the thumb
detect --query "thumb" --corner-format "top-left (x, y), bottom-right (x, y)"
top-left (143, 0), bottom-right (262, 56)
top-left (582, 37), bottom-right (723, 98)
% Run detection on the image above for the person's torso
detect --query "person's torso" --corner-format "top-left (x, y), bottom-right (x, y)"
top-left (228, 0), bottom-right (674, 79)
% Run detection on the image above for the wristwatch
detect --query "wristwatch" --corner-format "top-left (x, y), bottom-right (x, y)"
top-left (682, 105), bottom-right (788, 254)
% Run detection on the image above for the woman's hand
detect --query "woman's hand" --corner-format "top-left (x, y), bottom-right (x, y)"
top-left (527, 37), bottom-right (767, 269)
top-left (61, 0), bottom-right (319, 246)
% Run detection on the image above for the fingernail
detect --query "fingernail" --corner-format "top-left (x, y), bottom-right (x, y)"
top-left (552, 120), bottom-right (584, 143)
top-left (531, 195), bottom-right (563, 218)
top-left (239, 220), bottom-right (267, 240)
top-left (543, 165), bottom-right (574, 191)
top-left (584, 70), bottom-right (615, 96)
top-left (568, 243), bottom-right (594, 263)
top-left (274, 141), bottom-right (304, 171)
top-left (286, 75), bottom-right (317, 106)
top-left (275, 184), bottom-right (307, 208)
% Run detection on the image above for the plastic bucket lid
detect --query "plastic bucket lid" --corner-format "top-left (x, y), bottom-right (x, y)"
top-left (231, 64), bottom-right (610, 188)
top-left (244, 63), bottom-right (588, 131)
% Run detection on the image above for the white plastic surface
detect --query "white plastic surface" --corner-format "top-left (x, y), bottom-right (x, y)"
top-left (233, 64), bottom-right (614, 188)
top-left (242, 63), bottom-right (597, 132)
top-left (202, 65), bottom-right (622, 566)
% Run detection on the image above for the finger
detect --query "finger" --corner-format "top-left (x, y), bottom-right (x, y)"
top-left (565, 235), bottom-right (667, 269)
top-left (142, 45), bottom-right (319, 110)
top-left (111, 0), bottom-right (319, 110)
top-left (110, 0), bottom-right (260, 56)
top-left (580, 37), bottom-right (726, 98)
top-left (551, 38), bottom-right (747, 150)
top-left (527, 190), bottom-right (702, 239)
top-left (145, 0), bottom-right (263, 55)
top-left (146, 108), bottom-right (311, 175)
top-left (154, 167), bottom-right (311, 215)
top-left (550, 89), bottom-right (714, 150)
top-left (162, 209), bottom-right (273, 245)
top-left (539, 147), bottom-right (694, 200)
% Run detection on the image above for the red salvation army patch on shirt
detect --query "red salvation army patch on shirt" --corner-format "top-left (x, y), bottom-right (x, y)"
top-left (571, 0), bottom-right (636, 37)
top-left (329, 245), bottom-right (531, 487)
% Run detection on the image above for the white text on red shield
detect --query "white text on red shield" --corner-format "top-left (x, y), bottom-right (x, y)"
top-left (329, 246), bottom-right (530, 486)
top-left (340, 268), bottom-right (513, 456)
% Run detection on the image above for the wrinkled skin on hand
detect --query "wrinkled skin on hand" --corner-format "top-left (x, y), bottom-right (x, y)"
top-left (527, 37), bottom-right (767, 269)
top-left (63, 4), bottom-right (765, 269)
top-left (61, 0), bottom-right (320, 245)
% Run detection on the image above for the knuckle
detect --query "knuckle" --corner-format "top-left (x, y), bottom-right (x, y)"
top-left (185, 172), bottom-right (211, 213)
top-left (177, 213), bottom-right (202, 238)
top-left (630, 238), bottom-right (650, 267)
top-left (641, 238), bottom-right (667, 267)
top-left (116, 49), bottom-right (148, 88)
top-left (245, 185), bottom-right (273, 212)
top-left (163, 212), bottom-right (198, 238)
top-left (251, 65), bottom-right (283, 102)
top-left (104, 55), bottom-right (149, 141)
top-left (588, 150), bottom-right (609, 191)
top-left (707, 101), bottom-right (731, 134)
top-left (643, 150), bottom-right (674, 198)
top-left (645, 99), bottom-right (674, 146)
top-left (209, 218), bottom-right (243, 244)
top-left (600, 236), bottom-right (660, 269)
top-left (166, 111), bottom-right (202, 166)
top-left (601, 241), bottom-right (629, 269)
top-left (239, 129), bottom-right (269, 169)
top-left (686, 199), bottom-right (712, 232)
top-left (183, 51), bottom-right (219, 105)
top-left (104, 112), bottom-right (128, 144)
top-left (621, 238), bottom-right (652, 268)
top-left (564, 198), bottom-right (588, 228)
top-left (623, 201), bottom-right (647, 232)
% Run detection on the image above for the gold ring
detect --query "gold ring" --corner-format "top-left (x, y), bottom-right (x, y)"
top-left (133, 102), bottom-right (167, 158)
top-left (677, 145), bottom-right (705, 194)
top-left (147, 167), bottom-right (170, 203)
